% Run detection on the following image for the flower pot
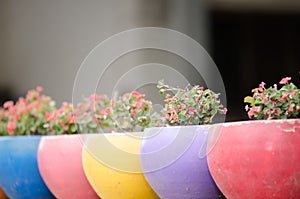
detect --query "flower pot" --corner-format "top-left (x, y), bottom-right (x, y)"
top-left (82, 133), bottom-right (159, 199)
top-left (37, 134), bottom-right (99, 199)
top-left (140, 125), bottom-right (225, 199)
top-left (0, 136), bottom-right (55, 199)
top-left (0, 188), bottom-right (8, 199)
top-left (207, 119), bottom-right (300, 199)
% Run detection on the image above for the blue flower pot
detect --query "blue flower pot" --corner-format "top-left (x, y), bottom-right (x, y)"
top-left (0, 136), bottom-right (55, 199)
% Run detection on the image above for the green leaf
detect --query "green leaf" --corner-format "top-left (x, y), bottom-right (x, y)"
top-left (244, 96), bottom-right (255, 105)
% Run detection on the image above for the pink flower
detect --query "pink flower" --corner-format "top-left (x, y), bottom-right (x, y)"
top-left (63, 126), bottom-right (69, 131)
top-left (223, 108), bottom-right (228, 114)
top-left (261, 97), bottom-right (268, 103)
top-left (274, 108), bottom-right (280, 116)
top-left (36, 86), bottom-right (43, 92)
top-left (7, 121), bottom-right (16, 135)
top-left (279, 77), bottom-right (291, 84)
top-left (131, 91), bottom-right (145, 100)
top-left (110, 100), bottom-right (114, 108)
top-left (252, 88), bottom-right (259, 93)
top-left (3, 101), bottom-right (13, 109)
top-left (12, 115), bottom-right (19, 121)
top-left (280, 93), bottom-right (289, 102)
top-left (67, 114), bottom-right (75, 123)
top-left (259, 82), bottom-right (266, 88)
top-left (247, 106), bottom-right (260, 119)
top-left (168, 108), bottom-right (175, 113)
top-left (248, 110), bottom-right (254, 118)
top-left (188, 108), bottom-right (195, 115)
top-left (264, 109), bottom-right (271, 115)
top-left (131, 109), bottom-right (137, 115)
top-left (288, 105), bottom-right (294, 112)
top-left (99, 107), bottom-right (110, 116)
top-left (165, 114), bottom-right (171, 120)
top-left (252, 106), bottom-right (261, 113)
top-left (134, 100), bottom-right (144, 109)
top-left (172, 113), bottom-right (179, 122)
top-left (292, 90), bottom-right (297, 96)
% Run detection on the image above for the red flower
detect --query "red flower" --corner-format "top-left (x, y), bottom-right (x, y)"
top-left (279, 77), bottom-right (291, 84)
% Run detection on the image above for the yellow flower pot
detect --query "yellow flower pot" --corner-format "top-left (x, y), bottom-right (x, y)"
top-left (82, 133), bottom-right (159, 199)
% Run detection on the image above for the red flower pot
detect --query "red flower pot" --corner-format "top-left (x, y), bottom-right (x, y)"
top-left (207, 119), bottom-right (300, 199)
top-left (38, 135), bottom-right (99, 199)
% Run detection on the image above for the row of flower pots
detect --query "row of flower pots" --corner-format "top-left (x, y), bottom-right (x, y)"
top-left (0, 119), bottom-right (299, 199)
top-left (0, 77), bottom-right (299, 198)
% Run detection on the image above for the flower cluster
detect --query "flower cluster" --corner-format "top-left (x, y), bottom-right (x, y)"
top-left (110, 91), bottom-right (162, 132)
top-left (0, 86), bottom-right (164, 136)
top-left (0, 86), bottom-right (56, 135)
top-left (74, 94), bottom-right (112, 133)
top-left (157, 80), bottom-right (227, 126)
top-left (244, 77), bottom-right (300, 120)
top-left (45, 102), bottom-right (77, 134)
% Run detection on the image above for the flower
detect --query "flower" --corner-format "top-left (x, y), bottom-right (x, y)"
top-left (74, 94), bottom-right (112, 133)
top-left (244, 76), bottom-right (300, 120)
top-left (1, 87), bottom-right (57, 135)
top-left (7, 121), bottom-right (16, 135)
top-left (110, 91), bottom-right (162, 132)
top-left (279, 77), bottom-right (291, 84)
top-left (157, 80), bottom-right (227, 126)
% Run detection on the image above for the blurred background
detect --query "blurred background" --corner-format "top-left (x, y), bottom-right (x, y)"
top-left (0, 0), bottom-right (299, 121)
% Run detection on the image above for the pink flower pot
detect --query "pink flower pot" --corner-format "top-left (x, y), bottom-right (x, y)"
top-left (38, 134), bottom-right (99, 199)
top-left (207, 119), bottom-right (300, 199)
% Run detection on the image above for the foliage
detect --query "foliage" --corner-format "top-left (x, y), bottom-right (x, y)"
top-left (110, 91), bottom-right (162, 132)
top-left (0, 87), bottom-right (56, 135)
top-left (244, 77), bottom-right (300, 120)
top-left (157, 80), bottom-right (227, 126)
top-left (74, 94), bottom-right (112, 133)
top-left (45, 102), bottom-right (77, 134)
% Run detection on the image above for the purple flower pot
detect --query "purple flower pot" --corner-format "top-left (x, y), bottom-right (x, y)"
top-left (140, 125), bottom-right (224, 199)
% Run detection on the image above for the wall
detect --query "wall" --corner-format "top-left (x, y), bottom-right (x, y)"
top-left (0, 0), bottom-right (209, 105)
